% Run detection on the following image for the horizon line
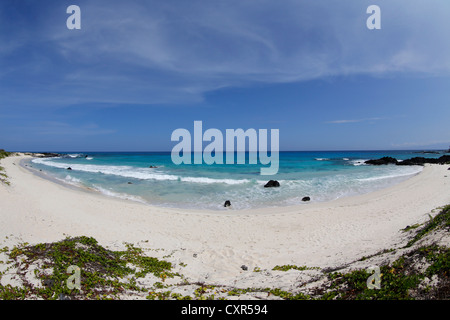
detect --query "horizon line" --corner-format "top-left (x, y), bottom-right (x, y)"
top-left (8, 148), bottom-right (450, 154)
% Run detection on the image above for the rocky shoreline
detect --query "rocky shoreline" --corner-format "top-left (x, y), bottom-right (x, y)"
top-left (365, 155), bottom-right (450, 166)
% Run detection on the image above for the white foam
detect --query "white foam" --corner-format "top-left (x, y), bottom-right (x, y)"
top-left (180, 176), bottom-right (250, 185)
top-left (356, 167), bottom-right (422, 182)
top-left (350, 159), bottom-right (369, 166)
top-left (64, 153), bottom-right (84, 158)
top-left (92, 185), bottom-right (147, 204)
top-left (32, 158), bottom-right (251, 185)
top-left (65, 175), bottom-right (81, 184)
top-left (315, 158), bottom-right (330, 161)
top-left (52, 175), bottom-right (83, 188)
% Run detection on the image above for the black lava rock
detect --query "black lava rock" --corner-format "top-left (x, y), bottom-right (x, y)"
top-left (264, 180), bottom-right (280, 188)
top-left (364, 157), bottom-right (398, 165)
top-left (366, 155), bottom-right (450, 166)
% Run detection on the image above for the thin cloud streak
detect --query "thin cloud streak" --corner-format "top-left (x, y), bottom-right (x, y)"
top-left (391, 140), bottom-right (450, 148)
top-left (325, 117), bottom-right (385, 124)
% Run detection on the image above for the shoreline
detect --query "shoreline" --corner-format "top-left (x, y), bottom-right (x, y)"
top-left (20, 154), bottom-right (425, 214)
top-left (1, 154), bottom-right (450, 298)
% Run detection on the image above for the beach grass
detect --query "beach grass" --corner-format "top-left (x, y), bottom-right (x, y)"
top-left (0, 149), bottom-right (12, 185)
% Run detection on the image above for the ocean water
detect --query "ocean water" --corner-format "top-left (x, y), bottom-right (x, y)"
top-left (26, 150), bottom-right (440, 210)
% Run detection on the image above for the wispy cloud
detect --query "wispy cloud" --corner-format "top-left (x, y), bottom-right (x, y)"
top-left (325, 117), bottom-right (385, 124)
top-left (1, 1), bottom-right (450, 108)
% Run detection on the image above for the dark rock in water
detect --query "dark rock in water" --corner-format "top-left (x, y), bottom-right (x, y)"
top-left (42, 152), bottom-right (60, 157)
top-left (365, 157), bottom-right (398, 165)
top-left (264, 180), bottom-right (280, 188)
top-left (302, 196), bottom-right (311, 202)
top-left (414, 151), bottom-right (440, 154)
top-left (438, 155), bottom-right (450, 164)
top-left (149, 165), bottom-right (157, 168)
top-left (397, 155), bottom-right (450, 166)
top-left (439, 155), bottom-right (450, 163)
top-left (34, 152), bottom-right (60, 158)
top-left (241, 265), bottom-right (248, 271)
top-left (448, 167), bottom-right (450, 170)
top-left (365, 155), bottom-right (450, 166)
top-left (127, 182), bottom-right (133, 184)
top-left (67, 167), bottom-right (72, 170)
top-left (397, 157), bottom-right (431, 166)
top-left (224, 200), bottom-right (231, 207)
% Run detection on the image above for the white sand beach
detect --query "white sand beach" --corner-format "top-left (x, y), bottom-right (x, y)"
top-left (1, 154), bottom-right (450, 297)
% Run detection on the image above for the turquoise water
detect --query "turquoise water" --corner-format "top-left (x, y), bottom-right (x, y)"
top-left (28, 151), bottom-right (440, 210)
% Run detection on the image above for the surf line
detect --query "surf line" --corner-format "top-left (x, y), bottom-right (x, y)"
top-left (171, 121), bottom-right (279, 175)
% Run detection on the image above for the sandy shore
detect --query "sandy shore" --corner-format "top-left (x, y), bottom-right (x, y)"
top-left (1, 154), bottom-right (450, 294)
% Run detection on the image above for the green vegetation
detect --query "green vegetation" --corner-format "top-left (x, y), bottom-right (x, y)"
top-left (226, 287), bottom-right (311, 300)
top-left (323, 258), bottom-right (422, 300)
top-left (0, 149), bottom-right (11, 159)
top-left (0, 168), bottom-right (8, 186)
top-left (406, 205), bottom-right (450, 247)
top-left (272, 264), bottom-right (320, 272)
top-left (0, 149), bottom-right (12, 185)
top-left (402, 224), bottom-right (421, 232)
top-left (322, 245), bottom-right (449, 300)
top-left (0, 236), bottom-right (174, 300)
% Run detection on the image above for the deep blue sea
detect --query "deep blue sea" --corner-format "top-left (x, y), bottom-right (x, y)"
top-left (27, 150), bottom-right (444, 210)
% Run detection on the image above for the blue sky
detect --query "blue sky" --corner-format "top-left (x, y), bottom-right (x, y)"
top-left (1, 0), bottom-right (450, 152)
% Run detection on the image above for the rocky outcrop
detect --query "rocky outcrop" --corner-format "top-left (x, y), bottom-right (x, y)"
top-left (364, 157), bottom-right (398, 165)
top-left (32, 152), bottom-right (60, 158)
top-left (224, 200), bottom-right (231, 207)
top-left (264, 180), bottom-right (280, 188)
top-left (396, 157), bottom-right (430, 166)
top-left (399, 155), bottom-right (450, 165)
top-left (365, 155), bottom-right (450, 166)
top-left (302, 196), bottom-right (311, 202)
